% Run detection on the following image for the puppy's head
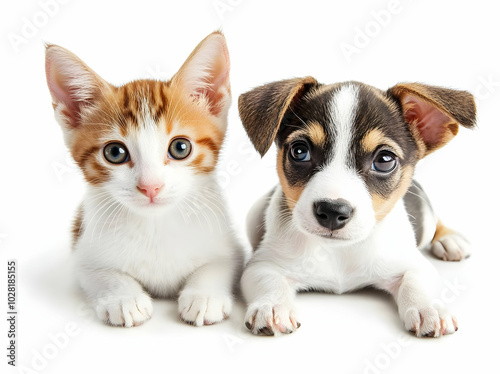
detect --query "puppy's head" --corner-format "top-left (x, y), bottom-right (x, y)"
top-left (239, 79), bottom-right (476, 243)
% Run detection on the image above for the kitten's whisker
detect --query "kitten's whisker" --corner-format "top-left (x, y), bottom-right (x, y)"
top-left (189, 196), bottom-right (216, 234)
top-left (102, 201), bottom-right (124, 242)
top-left (81, 195), bottom-right (115, 234)
top-left (193, 197), bottom-right (223, 233)
top-left (93, 200), bottom-right (120, 245)
top-left (113, 204), bottom-right (126, 236)
top-left (183, 199), bottom-right (204, 228)
top-left (176, 201), bottom-right (190, 224)
top-left (83, 195), bottom-right (115, 242)
top-left (81, 190), bottom-right (112, 204)
top-left (197, 190), bottom-right (228, 223)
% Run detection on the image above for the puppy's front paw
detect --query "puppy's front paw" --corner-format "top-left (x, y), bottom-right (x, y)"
top-left (403, 305), bottom-right (457, 337)
top-left (94, 292), bottom-right (153, 327)
top-left (245, 302), bottom-right (300, 336)
top-left (178, 290), bottom-right (232, 326)
top-left (431, 233), bottom-right (471, 261)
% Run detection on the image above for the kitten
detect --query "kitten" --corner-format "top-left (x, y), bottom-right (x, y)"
top-left (45, 31), bottom-right (243, 327)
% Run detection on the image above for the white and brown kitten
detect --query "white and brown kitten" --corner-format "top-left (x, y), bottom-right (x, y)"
top-left (45, 32), bottom-right (243, 327)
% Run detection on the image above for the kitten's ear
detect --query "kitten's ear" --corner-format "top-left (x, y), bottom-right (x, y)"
top-left (171, 31), bottom-right (230, 120)
top-left (45, 44), bottom-right (111, 129)
top-left (388, 83), bottom-right (476, 157)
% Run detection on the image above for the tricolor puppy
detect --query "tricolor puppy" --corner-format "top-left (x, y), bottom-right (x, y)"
top-left (238, 78), bottom-right (475, 337)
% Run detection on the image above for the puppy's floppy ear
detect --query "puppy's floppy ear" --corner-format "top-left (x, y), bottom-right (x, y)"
top-left (238, 77), bottom-right (318, 156)
top-left (388, 83), bottom-right (476, 157)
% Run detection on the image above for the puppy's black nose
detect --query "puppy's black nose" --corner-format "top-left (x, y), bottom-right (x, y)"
top-left (313, 199), bottom-right (353, 231)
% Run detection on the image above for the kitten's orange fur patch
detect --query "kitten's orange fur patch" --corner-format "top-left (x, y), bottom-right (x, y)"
top-left (69, 79), bottom-right (223, 184)
top-left (168, 89), bottom-right (223, 173)
top-left (72, 204), bottom-right (84, 249)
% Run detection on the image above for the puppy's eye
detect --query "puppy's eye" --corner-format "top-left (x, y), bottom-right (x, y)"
top-left (289, 141), bottom-right (311, 162)
top-left (169, 138), bottom-right (192, 160)
top-left (372, 151), bottom-right (397, 173)
top-left (103, 142), bottom-right (129, 164)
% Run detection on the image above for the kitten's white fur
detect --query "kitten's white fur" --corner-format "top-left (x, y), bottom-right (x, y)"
top-left (46, 33), bottom-right (243, 327)
top-left (73, 122), bottom-right (242, 327)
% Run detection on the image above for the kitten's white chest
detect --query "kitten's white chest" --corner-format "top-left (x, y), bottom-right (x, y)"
top-left (75, 200), bottom-right (229, 298)
top-left (118, 216), bottom-right (200, 296)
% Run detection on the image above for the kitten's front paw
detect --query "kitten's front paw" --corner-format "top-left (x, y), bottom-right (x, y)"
top-left (431, 233), bottom-right (471, 261)
top-left (402, 305), bottom-right (457, 337)
top-left (94, 293), bottom-right (153, 327)
top-left (178, 290), bottom-right (232, 326)
top-left (245, 302), bottom-right (300, 336)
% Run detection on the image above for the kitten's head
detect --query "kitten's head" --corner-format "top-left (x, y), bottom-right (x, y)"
top-left (45, 31), bottom-right (230, 215)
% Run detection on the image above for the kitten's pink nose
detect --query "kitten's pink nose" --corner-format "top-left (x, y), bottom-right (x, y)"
top-left (137, 182), bottom-right (164, 199)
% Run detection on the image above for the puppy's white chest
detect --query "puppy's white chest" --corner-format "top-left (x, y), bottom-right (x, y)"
top-left (289, 204), bottom-right (418, 294)
top-left (293, 244), bottom-right (373, 294)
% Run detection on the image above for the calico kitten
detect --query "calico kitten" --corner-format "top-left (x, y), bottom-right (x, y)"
top-left (45, 32), bottom-right (243, 327)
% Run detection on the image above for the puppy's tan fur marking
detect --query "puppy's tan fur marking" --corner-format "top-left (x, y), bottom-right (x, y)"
top-left (371, 165), bottom-right (414, 222)
top-left (432, 220), bottom-right (455, 243)
top-left (305, 122), bottom-right (327, 147)
top-left (277, 148), bottom-right (304, 210)
top-left (361, 128), bottom-right (404, 158)
top-left (289, 122), bottom-right (327, 147)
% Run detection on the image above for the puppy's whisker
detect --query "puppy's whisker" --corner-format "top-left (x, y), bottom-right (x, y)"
top-left (289, 107), bottom-right (308, 128)
top-left (405, 190), bottom-right (433, 210)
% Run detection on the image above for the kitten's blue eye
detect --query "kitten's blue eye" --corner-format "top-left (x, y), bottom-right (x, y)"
top-left (372, 151), bottom-right (397, 173)
top-left (290, 141), bottom-right (311, 162)
top-left (103, 142), bottom-right (129, 164)
top-left (169, 138), bottom-right (192, 160)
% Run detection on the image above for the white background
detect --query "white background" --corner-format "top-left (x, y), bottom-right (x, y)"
top-left (1, 0), bottom-right (499, 373)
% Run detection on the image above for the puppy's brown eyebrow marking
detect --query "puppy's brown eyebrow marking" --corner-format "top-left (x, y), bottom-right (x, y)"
top-left (361, 128), bottom-right (403, 158)
top-left (288, 122), bottom-right (327, 146)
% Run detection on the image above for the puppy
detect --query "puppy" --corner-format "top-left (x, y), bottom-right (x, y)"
top-left (238, 78), bottom-right (475, 337)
